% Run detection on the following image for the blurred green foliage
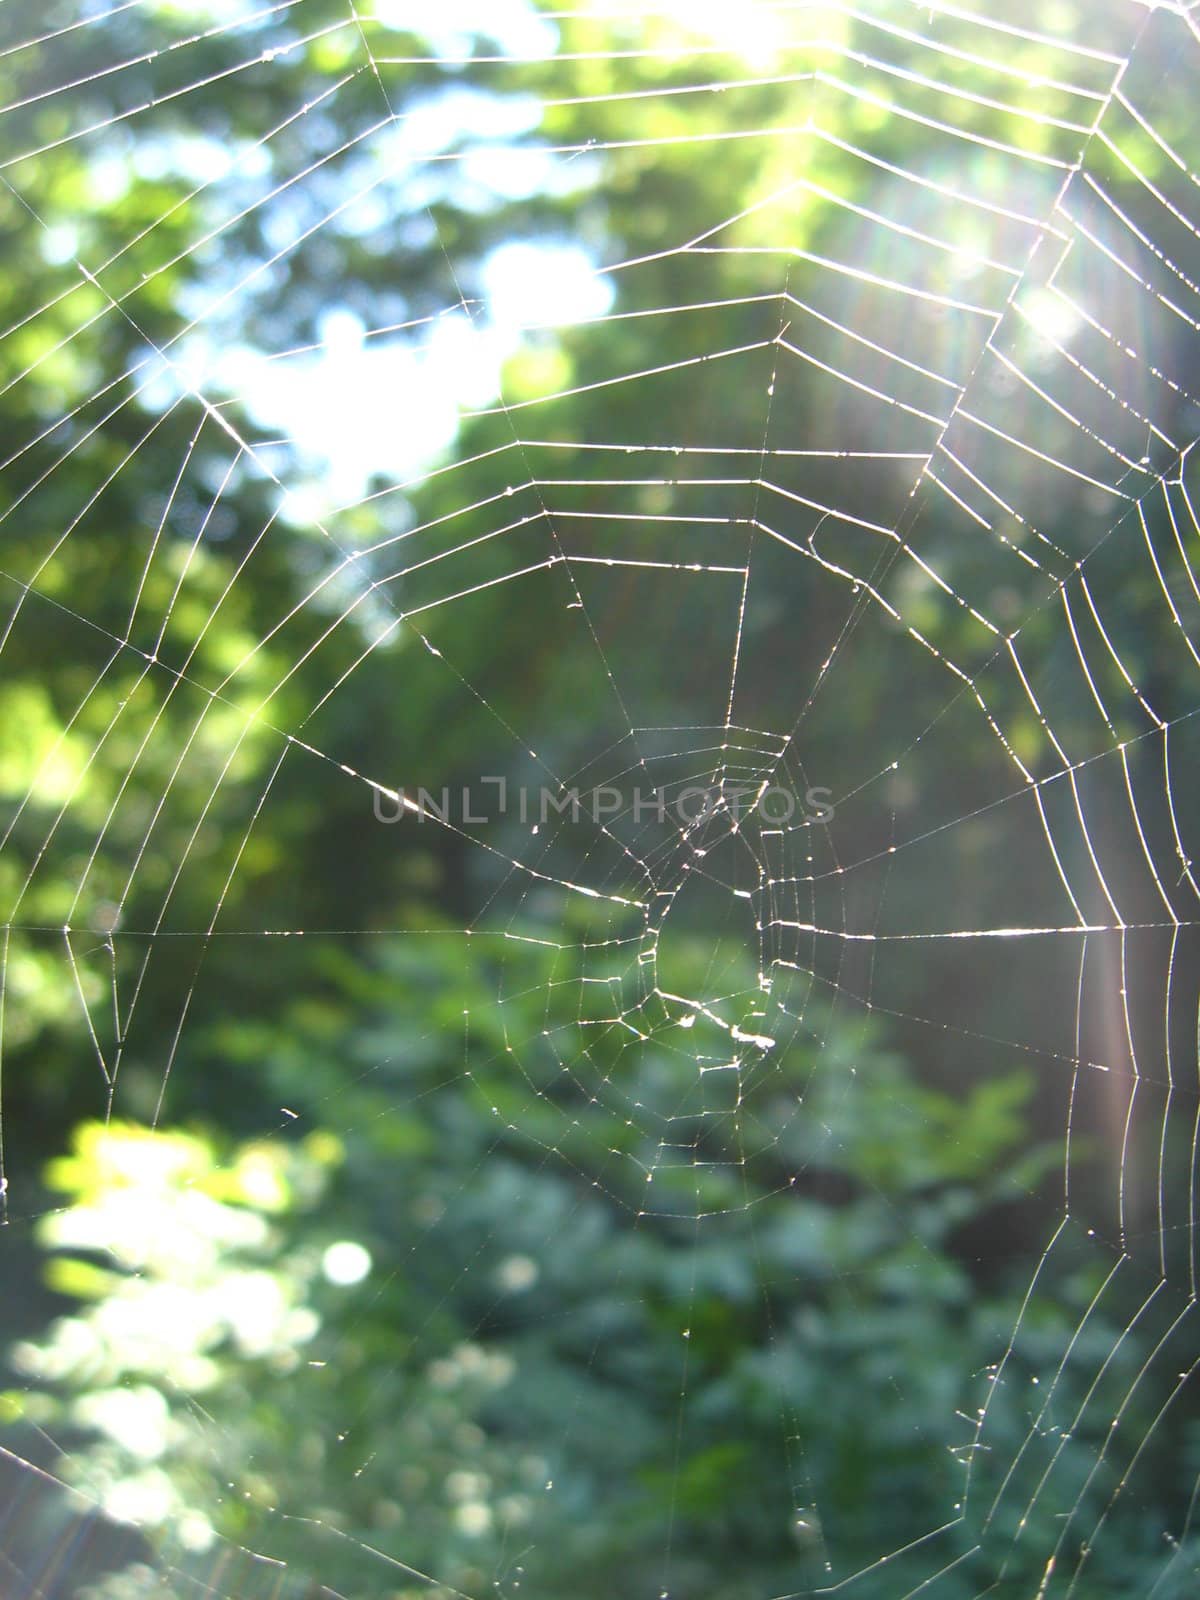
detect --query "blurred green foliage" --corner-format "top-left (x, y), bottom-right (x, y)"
top-left (8, 935), bottom-right (1198, 1597)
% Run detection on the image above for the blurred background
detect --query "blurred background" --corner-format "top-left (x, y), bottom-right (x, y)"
top-left (2, 2), bottom-right (1200, 1596)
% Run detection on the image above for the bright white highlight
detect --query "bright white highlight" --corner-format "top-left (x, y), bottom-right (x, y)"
top-left (483, 241), bottom-right (615, 328)
top-left (321, 1240), bottom-right (373, 1285)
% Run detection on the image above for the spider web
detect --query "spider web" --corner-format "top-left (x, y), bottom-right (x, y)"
top-left (3, 0), bottom-right (1200, 1596)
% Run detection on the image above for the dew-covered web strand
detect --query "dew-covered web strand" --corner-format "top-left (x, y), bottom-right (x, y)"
top-left (0, 171), bottom-right (663, 1128)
